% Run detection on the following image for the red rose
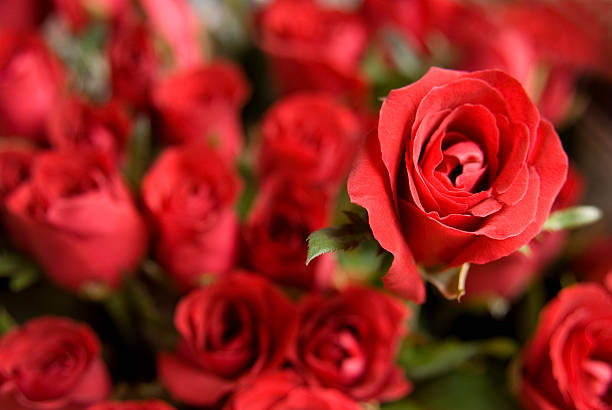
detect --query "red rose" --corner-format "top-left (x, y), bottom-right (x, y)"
top-left (0, 317), bottom-right (111, 410)
top-left (0, 0), bottom-right (48, 30)
top-left (291, 286), bottom-right (411, 402)
top-left (153, 62), bottom-right (250, 160)
top-left (52, 0), bottom-right (128, 32)
top-left (257, 0), bottom-right (368, 99)
top-left (0, 140), bottom-right (36, 203)
top-left (465, 165), bottom-right (584, 301)
top-left (157, 273), bottom-right (298, 407)
top-left (242, 176), bottom-right (336, 290)
top-left (3, 150), bottom-right (147, 292)
top-left (228, 371), bottom-right (361, 410)
top-left (347, 68), bottom-right (568, 303)
top-left (46, 97), bottom-right (132, 163)
top-left (138, 0), bottom-right (203, 69)
top-left (88, 400), bottom-right (175, 410)
top-left (258, 93), bottom-right (362, 190)
top-left (521, 284), bottom-right (612, 409)
top-left (0, 31), bottom-right (64, 141)
top-left (107, 14), bottom-right (158, 109)
top-left (142, 144), bottom-right (240, 289)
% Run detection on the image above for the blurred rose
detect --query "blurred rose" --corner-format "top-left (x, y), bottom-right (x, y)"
top-left (88, 400), bottom-right (175, 410)
top-left (47, 96), bottom-right (132, 163)
top-left (107, 14), bottom-right (158, 109)
top-left (0, 140), bottom-right (36, 203)
top-left (0, 317), bottom-right (111, 410)
top-left (0, 0), bottom-right (48, 30)
top-left (0, 31), bottom-right (63, 141)
top-left (258, 93), bottom-right (362, 191)
top-left (242, 176), bottom-right (335, 290)
top-left (52, 0), bottom-right (127, 31)
top-left (138, 0), bottom-right (203, 69)
top-left (153, 61), bottom-right (249, 159)
top-left (158, 273), bottom-right (297, 407)
top-left (521, 284), bottom-right (612, 409)
top-left (142, 144), bottom-right (240, 289)
top-left (291, 286), bottom-right (411, 402)
top-left (257, 0), bottom-right (368, 99)
top-left (465, 166), bottom-right (584, 301)
top-left (227, 370), bottom-right (361, 410)
top-left (573, 238), bottom-right (612, 293)
top-left (3, 151), bottom-right (147, 292)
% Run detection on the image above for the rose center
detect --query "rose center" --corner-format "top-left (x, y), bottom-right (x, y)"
top-left (583, 358), bottom-right (612, 402)
top-left (435, 140), bottom-right (486, 192)
top-left (317, 328), bottom-right (365, 384)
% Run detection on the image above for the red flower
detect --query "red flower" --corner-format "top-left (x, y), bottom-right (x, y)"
top-left (348, 68), bottom-right (568, 303)
top-left (0, 317), bottom-right (111, 410)
top-left (3, 150), bottom-right (147, 292)
top-left (257, 0), bottom-right (368, 99)
top-left (242, 176), bottom-right (335, 290)
top-left (88, 400), bottom-right (175, 410)
top-left (0, 140), bottom-right (36, 203)
top-left (153, 62), bottom-right (250, 160)
top-left (521, 284), bottom-right (612, 409)
top-left (0, 0), bottom-right (48, 30)
top-left (0, 30), bottom-right (64, 141)
top-left (46, 96), bottom-right (132, 163)
top-left (291, 286), bottom-right (411, 402)
top-left (258, 93), bottom-right (362, 191)
top-left (227, 371), bottom-right (361, 410)
top-left (142, 144), bottom-right (241, 289)
top-left (158, 273), bottom-right (298, 407)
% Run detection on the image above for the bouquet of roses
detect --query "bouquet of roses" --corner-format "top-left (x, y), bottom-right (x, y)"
top-left (1, 0), bottom-right (611, 409)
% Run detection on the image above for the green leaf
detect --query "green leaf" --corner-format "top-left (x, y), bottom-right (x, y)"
top-left (517, 244), bottom-right (532, 257)
top-left (422, 263), bottom-right (470, 301)
top-left (0, 253), bottom-right (22, 276)
top-left (306, 219), bottom-right (373, 266)
top-left (0, 308), bottom-right (16, 336)
top-left (80, 281), bottom-right (113, 301)
top-left (9, 267), bottom-right (39, 292)
top-left (122, 116), bottom-right (152, 191)
top-left (542, 205), bottom-right (602, 231)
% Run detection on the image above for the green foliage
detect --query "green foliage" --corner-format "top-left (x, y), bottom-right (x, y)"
top-left (421, 263), bottom-right (471, 301)
top-left (0, 251), bottom-right (40, 292)
top-left (542, 205), bottom-right (602, 231)
top-left (0, 307), bottom-right (16, 336)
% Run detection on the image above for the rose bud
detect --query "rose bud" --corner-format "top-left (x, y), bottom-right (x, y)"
top-left (465, 165), bottom-right (584, 302)
top-left (521, 283), bottom-right (612, 409)
top-left (258, 93), bottom-right (362, 191)
top-left (142, 144), bottom-right (241, 289)
top-left (227, 370), bottom-right (361, 410)
top-left (291, 286), bottom-right (411, 402)
top-left (158, 272), bottom-right (298, 407)
top-left (0, 0), bottom-right (49, 30)
top-left (242, 176), bottom-right (336, 290)
top-left (47, 96), bottom-right (132, 163)
top-left (89, 400), bottom-right (175, 410)
top-left (3, 150), bottom-right (147, 292)
top-left (52, 0), bottom-right (128, 32)
top-left (152, 61), bottom-right (250, 160)
top-left (107, 14), bottom-right (158, 109)
top-left (257, 0), bottom-right (368, 99)
top-left (0, 316), bottom-right (111, 410)
top-left (348, 68), bottom-right (568, 303)
top-left (0, 30), bottom-right (64, 141)
top-left (0, 140), bottom-right (36, 203)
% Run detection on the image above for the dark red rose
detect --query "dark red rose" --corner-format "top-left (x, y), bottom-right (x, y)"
top-left (242, 176), bottom-right (335, 290)
top-left (47, 96), bottom-right (132, 162)
top-left (258, 93), bottom-right (362, 190)
top-left (142, 144), bottom-right (241, 289)
top-left (0, 30), bottom-right (64, 141)
top-left (291, 286), bottom-right (411, 402)
top-left (0, 317), bottom-right (111, 410)
top-left (347, 68), bottom-right (568, 303)
top-left (257, 0), bottom-right (368, 99)
top-left (465, 165), bottom-right (584, 301)
top-left (138, 0), bottom-right (204, 69)
top-left (88, 400), bottom-right (175, 410)
top-left (153, 61), bottom-right (249, 159)
top-left (3, 150), bottom-right (147, 292)
top-left (158, 272), bottom-right (298, 407)
top-left (521, 284), bottom-right (612, 409)
top-left (0, 140), bottom-right (36, 203)
top-left (107, 13), bottom-right (158, 109)
top-left (0, 0), bottom-right (49, 30)
top-left (227, 371), bottom-right (361, 410)
top-left (52, 0), bottom-right (128, 31)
